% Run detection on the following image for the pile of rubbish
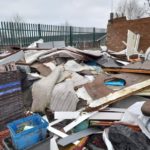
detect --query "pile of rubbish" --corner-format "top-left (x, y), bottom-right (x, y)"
top-left (0, 30), bottom-right (150, 150)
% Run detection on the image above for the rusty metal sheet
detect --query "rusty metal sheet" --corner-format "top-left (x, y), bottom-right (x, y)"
top-left (84, 74), bottom-right (113, 99)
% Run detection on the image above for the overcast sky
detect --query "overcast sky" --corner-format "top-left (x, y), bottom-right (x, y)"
top-left (0, 0), bottom-right (127, 28)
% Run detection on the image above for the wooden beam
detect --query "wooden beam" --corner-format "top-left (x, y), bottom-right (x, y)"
top-left (103, 68), bottom-right (150, 74)
top-left (86, 78), bottom-right (150, 112)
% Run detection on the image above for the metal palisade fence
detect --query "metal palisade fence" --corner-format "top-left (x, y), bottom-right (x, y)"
top-left (0, 22), bottom-right (106, 48)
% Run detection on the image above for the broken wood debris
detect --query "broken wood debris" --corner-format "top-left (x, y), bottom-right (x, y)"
top-left (86, 78), bottom-right (150, 111)
top-left (1, 30), bottom-right (150, 150)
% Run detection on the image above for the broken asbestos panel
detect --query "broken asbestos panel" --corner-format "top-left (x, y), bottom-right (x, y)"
top-left (50, 80), bottom-right (79, 111)
top-left (86, 78), bottom-right (150, 111)
top-left (57, 70), bottom-right (71, 83)
top-left (0, 50), bottom-right (25, 65)
top-left (31, 67), bottom-right (62, 112)
top-left (70, 72), bottom-right (90, 88)
top-left (39, 50), bottom-right (90, 62)
top-left (25, 50), bottom-right (52, 64)
top-left (64, 60), bottom-right (95, 72)
top-left (76, 87), bottom-right (93, 104)
top-left (64, 46), bottom-right (103, 57)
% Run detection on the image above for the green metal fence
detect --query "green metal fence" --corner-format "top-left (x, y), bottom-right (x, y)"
top-left (0, 22), bottom-right (106, 48)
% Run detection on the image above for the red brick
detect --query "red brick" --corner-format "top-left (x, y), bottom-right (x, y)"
top-left (106, 17), bottom-right (150, 52)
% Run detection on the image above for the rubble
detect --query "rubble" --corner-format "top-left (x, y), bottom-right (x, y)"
top-left (0, 28), bottom-right (150, 150)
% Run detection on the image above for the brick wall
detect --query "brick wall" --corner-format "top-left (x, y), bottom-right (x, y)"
top-left (106, 17), bottom-right (150, 52)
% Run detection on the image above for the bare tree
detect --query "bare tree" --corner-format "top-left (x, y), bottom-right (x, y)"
top-left (116, 0), bottom-right (127, 17)
top-left (144, 0), bottom-right (150, 15)
top-left (64, 21), bottom-right (70, 27)
top-left (10, 14), bottom-right (25, 47)
top-left (11, 13), bottom-right (24, 23)
top-left (116, 0), bottom-right (147, 19)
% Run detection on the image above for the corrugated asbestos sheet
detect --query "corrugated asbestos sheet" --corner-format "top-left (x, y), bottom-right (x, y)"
top-left (50, 80), bottom-right (79, 111)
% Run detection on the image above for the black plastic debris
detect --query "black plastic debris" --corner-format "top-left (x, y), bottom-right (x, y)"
top-left (109, 125), bottom-right (150, 150)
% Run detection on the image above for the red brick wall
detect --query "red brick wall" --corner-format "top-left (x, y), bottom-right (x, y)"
top-left (106, 17), bottom-right (150, 52)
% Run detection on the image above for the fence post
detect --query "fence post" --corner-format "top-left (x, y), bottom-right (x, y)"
top-left (69, 26), bottom-right (73, 46)
top-left (93, 27), bottom-right (96, 47)
top-left (0, 22), bottom-right (4, 48)
top-left (38, 24), bottom-right (41, 38)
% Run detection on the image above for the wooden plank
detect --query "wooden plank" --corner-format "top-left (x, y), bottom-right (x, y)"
top-left (86, 78), bottom-right (150, 112)
top-left (103, 68), bottom-right (150, 74)
top-left (136, 88), bottom-right (150, 96)
top-left (90, 121), bottom-right (140, 131)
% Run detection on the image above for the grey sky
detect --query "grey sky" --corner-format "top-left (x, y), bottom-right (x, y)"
top-left (0, 0), bottom-right (126, 28)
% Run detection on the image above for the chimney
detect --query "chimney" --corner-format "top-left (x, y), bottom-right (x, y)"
top-left (110, 12), bottom-right (114, 20)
